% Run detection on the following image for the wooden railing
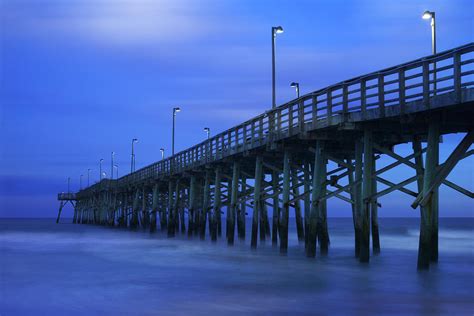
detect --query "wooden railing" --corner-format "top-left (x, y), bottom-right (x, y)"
top-left (80, 43), bottom-right (474, 193)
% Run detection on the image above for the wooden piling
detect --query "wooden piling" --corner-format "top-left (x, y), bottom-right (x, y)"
top-left (360, 129), bottom-right (373, 263)
top-left (212, 167), bottom-right (222, 242)
top-left (371, 160), bottom-right (380, 254)
top-left (292, 168), bottom-right (305, 242)
top-left (307, 141), bottom-right (324, 258)
top-left (228, 161), bottom-right (240, 245)
top-left (201, 171), bottom-right (211, 240)
top-left (150, 184), bottom-right (159, 232)
top-left (251, 156), bottom-right (263, 249)
top-left (167, 180), bottom-right (175, 237)
top-left (417, 118), bottom-right (439, 270)
top-left (280, 151), bottom-right (290, 254)
top-left (188, 176), bottom-right (196, 237)
top-left (238, 175), bottom-right (246, 240)
top-left (271, 171), bottom-right (279, 246)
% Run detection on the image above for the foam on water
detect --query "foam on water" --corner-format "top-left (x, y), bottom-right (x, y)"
top-left (1, 218), bottom-right (473, 315)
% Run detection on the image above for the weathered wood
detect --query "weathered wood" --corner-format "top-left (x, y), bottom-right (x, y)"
top-left (238, 175), bottom-right (246, 240)
top-left (130, 189), bottom-right (140, 230)
top-left (167, 180), bottom-right (175, 237)
top-left (201, 172), bottom-right (211, 240)
top-left (418, 118), bottom-right (439, 270)
top-left (150, 184), bottom-right (159, 233)
top-left (212, 167), bottom-right (221, 242)
top-left (188, 176), bottom-right (196, 237)
top-left (280, 151), bottom-right (291, 254)
top-left (303, 160), bottom-right (311, 250)
top-left (292, 168), bottom-right (305, 242)
top-left (251, 156), bottom-right (263, 249)
top-left (228, 161), bottom-right (240, 245)
top-left (371, 159), bottom-right (380, 255)
top-left (271, 171), bottom-right (280, 246)
top-left (360, 129), bottom-right (372, 263)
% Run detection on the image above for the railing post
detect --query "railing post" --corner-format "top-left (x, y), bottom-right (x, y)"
top-left (298, 100), bottom-right (305, 133)
top-left (399, 69), bottom-right (406, 114)
top-left (453, 52), bottom-right (462, 103)
top-left (378, 74), bottom-right (385, 118)
top-left (423, 61), bottom-right (430, 109)
top-left (342, 84), bottom-right (348, 117)
top-left (326, 89), bottom-right (332, 125)
top-left (361, 79), bottom-right (367, 120)
top-left (288, 104), bottom-right (294, 135)
top-left (311, 95), bottom-right (317, 128)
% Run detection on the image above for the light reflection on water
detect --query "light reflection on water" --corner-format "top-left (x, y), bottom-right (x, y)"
top-left (1, 218), bottom-right (473, 315)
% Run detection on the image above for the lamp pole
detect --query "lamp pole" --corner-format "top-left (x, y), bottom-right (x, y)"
top-left (422, 10), bottom-right (437, 94)
top-left (131, 138), bottom-right (138, 173)
top-left (204, 127), bottom-right (210, 139)
top-left (160, 148), bottom-right (165, 160)
top-left (87, 169), bottom-right (91, 186)
top-left (172, 107), bottom-right (181, 155)
top-left (114, 164), bottom-right (118, 179)
top-left (272, 26), bottom-right (284, 109)
top-left (99, 159), bottom-right (104, 181)
top-left (290, 82), bottom-right (300, 98)
top-left (111, 151), bottom-right (115, 179)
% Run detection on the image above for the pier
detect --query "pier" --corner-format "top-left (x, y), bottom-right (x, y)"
top-left (58, 43), bottom-right (474, 270)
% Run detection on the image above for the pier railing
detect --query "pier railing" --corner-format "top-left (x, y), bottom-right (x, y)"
top-left (81, 43), bottom-right (474, 192)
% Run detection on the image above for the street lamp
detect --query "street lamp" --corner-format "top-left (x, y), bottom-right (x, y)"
top-left (172, 107), bottom-right (181, 155)
top-left (131, 138), bottom-right (138, 173)
top-left (160, 148), bottom-right (165, 160)
top-left (99, 159), bottom-right (104, 181)
top-left (111, 151), bottom-right (115, 179)
top-left (422, 10), bottom-right (437, 94)
top-left (204, 127), bottom-right (210, 139)
top-left (80, 174), bottom-right (83, 190)
top-left (114, 164), bottom-right (118, 179)
top-left (272, 25), bottom-right (284, 109)
top-left (290, 82), bottom-right (300, 98)
top-left (87, 169), bottom-right (91, 186)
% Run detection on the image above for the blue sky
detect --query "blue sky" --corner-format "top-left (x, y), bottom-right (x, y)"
top-left (0, 0), bottom-right (473, 218)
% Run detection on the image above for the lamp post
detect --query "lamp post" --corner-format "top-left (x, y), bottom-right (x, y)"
top-left (172, 107), bottom-right (181, 155)
top-left (272, 26), bottom-right (284, 109)
top-left (80, 174), bottom-right (83, 190)
top-left (290, 82), bottom-right (300, 98)
top-left (99, 159), bottom-right (104, 181)
top-left (111, 151), bottom-right (115, 179)
top-left (114, 164), bottom-right (118, 179)
top-left (160, 148), bottom-right (165, 160)
top-left (204, 127), bottom-right (210, 139)
top-left (422, 10), bottom-right (437, 94)
top-left (131, 138), bottom-right (138, 173)
top-left (87, 169), bottom-right (91, 186)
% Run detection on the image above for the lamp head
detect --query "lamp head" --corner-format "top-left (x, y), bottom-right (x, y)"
top-left (204, 127), bottom-right (210, 132)
top-left (290, 82), bottom-right (299, 88)
top-left (422, 10), bottom-right (433, 20)
top-left (100, 158), bottom-right (104, 162)
top-left (173, 107), bottom-right (181, 113)
top-left (160, 148), bottom-right (164, 152)
top-left (132, 138), bottom-right (138, 143)
top-left (273, 26), bottom-right (284, 34)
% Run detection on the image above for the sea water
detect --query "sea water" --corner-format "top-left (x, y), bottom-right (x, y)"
top-left (1, 218), bottom-right (473, 315)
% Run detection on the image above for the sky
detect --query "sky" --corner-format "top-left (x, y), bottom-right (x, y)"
top-left (0, 0), bottom-right (473, 218)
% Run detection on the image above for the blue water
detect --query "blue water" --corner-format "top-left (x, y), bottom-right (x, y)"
top-left (1, 218), bottom-right (473, 315)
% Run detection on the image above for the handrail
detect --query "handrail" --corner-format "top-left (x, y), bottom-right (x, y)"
top-left (78, 42), bottom-right (474, 195)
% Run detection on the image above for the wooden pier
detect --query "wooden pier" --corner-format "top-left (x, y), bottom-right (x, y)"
top-left (58, 43), bottom-right (474, 270)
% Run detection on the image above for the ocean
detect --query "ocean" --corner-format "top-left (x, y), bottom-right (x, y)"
top-left (1, 218), bottom-right (473, 315)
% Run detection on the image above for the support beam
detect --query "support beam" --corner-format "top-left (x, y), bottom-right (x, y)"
top-left (150, 184), bottom-right (159, 233)
top-left (238, 175), bottom-right (247, 240)
top-left (307, 140), bottom-right (324, 258)
top-left (292, 168), bottom-right (305, 242)
top-left (212, 167), bottom-right (222, 242)
top-left (272, 171), bottom-right (280, 246)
